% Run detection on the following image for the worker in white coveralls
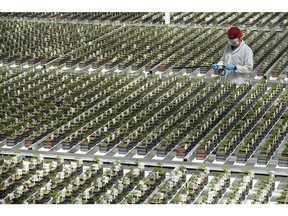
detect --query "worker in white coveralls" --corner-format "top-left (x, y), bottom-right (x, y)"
top-left (211, 26), bottom-right (253, 85)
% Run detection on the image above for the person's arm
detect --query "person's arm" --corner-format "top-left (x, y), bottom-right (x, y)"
top-left (235, 47), bottom-right (253, 74)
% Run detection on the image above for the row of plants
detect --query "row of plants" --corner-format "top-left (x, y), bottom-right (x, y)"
top-left (171, 166), bottom-right (209, 204)
top-left (216, 83), bottom-right (285, 161)
top-left (277, 183), bottom-right (288, 204)
top-left (44, 158), bottom-right (103, 204)
top-left (0, 65), bottom-right (30, 85)
top-left (257, 112), bottom-right (288, 165)
top-left (121, 167), bottom-right (166, 204)
top-left (56, 75), bottom-right (162, 150)
top-left (94, 77), bottom-right (184, 153)
top-left (194, 81), bottom-right (267, 160)
top-left (1, 67), bottom-right (133, 147)
top-left (176, 82), bottom-right (251, 157)
top-left (1, 68), bottom-right (99, 139)
top-left (169, 28), bottom-right (227, 72)
top-left (101, 79), bottom-right (205, 154)
top-left (155, 81), bottom-right (237, 157)
top-left (276, 49), bottom-right (288, 78)
top-left (1, 154), bottom-right (106, 204)
top-left (90, 78), bottom-right (202, 154)
top-left (3, 68), bottom-right (249, 157)
top-left (0, 154), bottom-right (64, 203)
top-left (143, 27), bottom-right (224, 72)
top-left (3, 12), bottom-right (288, 27)
top-left (224, 170), bottom-right (253, 204)
top-left (0, 20), bottom-right (118, 65)
top-left (246, 13), bottom-right (288, 28)
top-left (251, 173), bottom-right (275, 204)
top-left (52, 160), bottom-right (123, 204)
top-left (253, 30), bottom-right (288, 75)
top-left (1, 21), bottom-right (288, 76)
top-left (1, 14), bottom-right (288, 78)
top-left (178, 27), bottom-right (262, 72)
top-left (69, 25), bottom-right (169, 69)
top-left (115, 77), bottom-right (188, 153)
top-left (200, 169), bottom-right (231, 204)
top-left (97, 164), bottom-right (145, 204)
top-left (147, 166), bottom-right (187, 204)
top-left (279, 142), bottom-right (288, 167)
top-left (40, 73), bottom-right (137, 149)
top-left (269, 50), bottom-right (288, 78)
top-left (1, 153), bottom-right (286, 204)
top-left (236, 84), bottom-right (287, 163)
top-left (135, 80), bottom-right (220, 155)
top-left (61, 75), bottom-right (172, 151)
top-left (0, 154), bottom-right (25, 199)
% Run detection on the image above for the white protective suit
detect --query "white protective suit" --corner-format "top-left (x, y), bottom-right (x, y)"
top-left (218, 40), bottom-right (253, 85)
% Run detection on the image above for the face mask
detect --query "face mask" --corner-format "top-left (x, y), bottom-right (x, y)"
top-left (228, 38), bottom-right (239, 46)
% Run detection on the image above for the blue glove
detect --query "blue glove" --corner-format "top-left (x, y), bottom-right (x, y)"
top-left (225, 64), bottom-right (236, 71)
top-left (211, 64), bottom-right (219, 70)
